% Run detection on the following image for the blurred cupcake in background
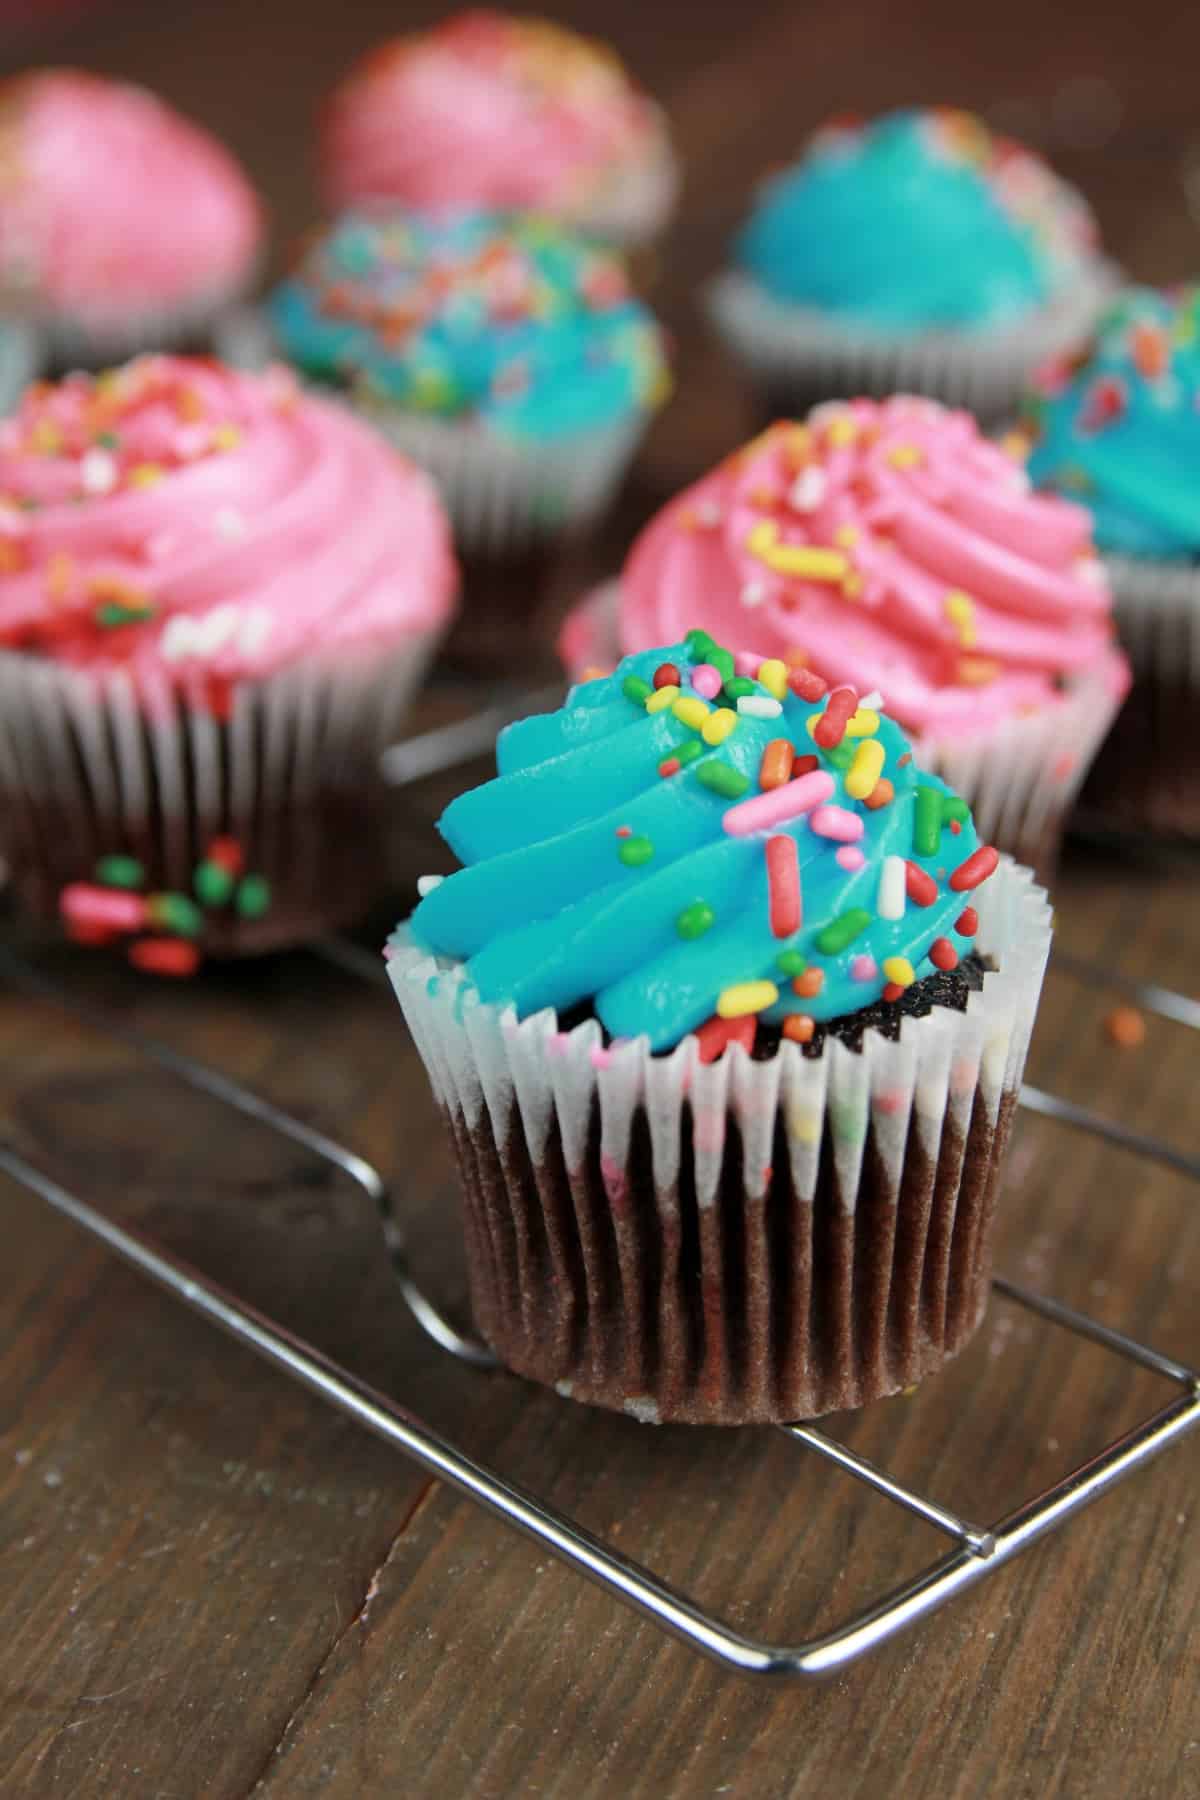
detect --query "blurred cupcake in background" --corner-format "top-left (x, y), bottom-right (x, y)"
top-left (561, 397), bottom-right (1129, 876)
top-left (0, 356), bottom-right (457, 967)
top-left (319, 10), bottom-right (678, 250)
top-left (709, 109), bottom-right (1115, 425)
top-left (0, 317), bottom-right (38, 413)
top-left (1025, 287), bottom-right (1200, 839)
top-left (0, 71), bottom-right (264, 370)
top-left (267, 210), bottom-right (669, 663)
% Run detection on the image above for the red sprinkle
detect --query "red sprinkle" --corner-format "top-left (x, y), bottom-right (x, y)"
top-left (782, 1014), bottom-right (815, 1044)
top-left (207, 835), bottom-right (245, 875)
top-left (66, 921), bottom-right (117, 947)
top-left (652, 661), bottom-right (680, 690)
top-left (128, 937), bottom-right (201, 978)
top-left (758, 738), bottom-right (795, 791)
top-left (813, 686), bottom-right (858, 749)
top-left (949, 845), bottom-right (999, 891)
top-left (904, 861), bottom-right (938, 907)
top-left (929, 937), bottom-right (959, 971)
top-left (787, 667), bottom-right (828, 703)
top-left (882, 982), bottom-right (905, 1003)
top-left (956, 906), bottom-right (979, 937)
top-left (658, 756), bottom-right (681, 778)
top-left (791, 752), bottom-right (819, 778)
top-left (948, 818), bottom-right (962, 835)
top-left (766, 834), bottom-right (802, 937)
top-left (695, 1014), bottom-right (756, 1063)
top-left (897, 752), bottom-right (913, 767)
top-left (616, 824), bottom-right (632, 838)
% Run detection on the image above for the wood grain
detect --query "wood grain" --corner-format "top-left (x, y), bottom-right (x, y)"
top-left (1, 2), bottom-right (1199, 1796)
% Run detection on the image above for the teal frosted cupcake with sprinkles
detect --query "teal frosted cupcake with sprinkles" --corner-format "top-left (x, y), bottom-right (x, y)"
top-left (388, 629), bottom-right (1052, 1424)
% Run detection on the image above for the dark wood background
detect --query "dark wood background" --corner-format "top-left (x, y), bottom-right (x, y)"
top-left (1, 3), bottom-right (1198, 1796)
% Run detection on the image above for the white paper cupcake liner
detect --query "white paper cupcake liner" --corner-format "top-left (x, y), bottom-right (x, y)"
top-left (389, 857), bottom-right (1051, 1423)
top-left (706, 262), bottom-right (1119, 423)
top-left (0, 626), bottom-right (442, 954)
top-left (1101, 552), bottom-right (1200, 686)
top-left (29, 265), bottom-right (261, 372)
top-left (0, 322), bottom-right (39, 412)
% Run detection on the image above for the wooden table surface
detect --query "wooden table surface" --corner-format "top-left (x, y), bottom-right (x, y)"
top-left (2, 3), bottom-right (1198, 1795)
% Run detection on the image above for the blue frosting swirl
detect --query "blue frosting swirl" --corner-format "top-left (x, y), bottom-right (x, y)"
top-left (406, 634), bottom-right (996, 1052)
top-left (268, 210), bottom-right (668, 439)
top-left (1025, 287), bottom-right (1200, 557)
top-left (735, 109), bottom-right (1087, 333)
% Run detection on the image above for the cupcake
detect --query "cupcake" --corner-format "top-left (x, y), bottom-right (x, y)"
top-left (0, 317), bottom-right (37, 413)
top-left (708, 108), bottom-right (1115, 425)
top-left (319, 11), bottom-right (677, 250)
top-left (0, 355), bottom-right (457, 967)
top-left (268, 210), bottom-right (669, 660)
top-left (561, 399), bottom-right (1130, 876)
top-left (389, 631), bottom-right (1052, 1424)
top-left (0, 71), bottom-right (264, 369)
top-left (1024, 287), bottom-right (1200, 839)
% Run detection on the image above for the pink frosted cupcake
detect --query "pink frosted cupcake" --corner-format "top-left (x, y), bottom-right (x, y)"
top-left (562, 398), bottom-right (1130, 874)
top-left (0, 71), bottom-right (264, 368)
top-left (319, 11), bottom-right (677, 249)
top-left (0, 355), bottom-right (457, 965)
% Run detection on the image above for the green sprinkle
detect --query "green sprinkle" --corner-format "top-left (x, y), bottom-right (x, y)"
top-left (672, 738), bottom-right (704, 767)
top-left (96, 602), bottom-right (153, 629)
top-left (194, 860), bottom-right (235, 908)
top-left (95, 854), bottom-right (144, 890)
top-left (823, 740), bottom-right (855, 771)
top-left (146, 892), bottom-right (203, 938)
top-left (676, 901), bottom-right (715, 940)
top-left (95, 431), bottom-right (120, 449)
top-left (622, 674), bottom-right (653, 705)
top-left (235, 874), bottom-right (272, 919)
top-left (942, 795), bottom-right (970, 826)
top-left (722, 677), bottom-right (756, 702)
top-left (776, 949), bottom-right (808, 978)
top-left (816, 907), bottom-right (873, 956)
top-left (708, 646), bottom-right (735, 684)
top-left (695, 760), bottom-right (750, 799)
top-left (914, 785), bottom-right (944, 857)
top-left (618, 834), bottom-right (654, 868)
top-left (685, 628), bottom-right (719, 661)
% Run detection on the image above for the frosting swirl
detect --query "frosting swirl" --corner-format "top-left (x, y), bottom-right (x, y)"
top-left (269, 211), bottom-right (669, 437)
top-left (320, 10), bottom-right (667, 222)
top-left (0, 71), bottom-right (262, 320)
top-left (607, 399), bottom-right (1118, 736)
top-left (411, 629), bottom-right (999, 1052)
top-left (736, 108), bottom-right (1099, 332)
top-left (0, 356), bottom-right (457, 693)
top-left (1025, 287), bottom-right (1200, 557)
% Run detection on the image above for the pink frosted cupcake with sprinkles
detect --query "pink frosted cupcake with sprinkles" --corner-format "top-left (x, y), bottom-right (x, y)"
top-left (0, 355), bottom-right (457, 966)
top-left (0, 70), bottom-right (264, 368)
top-left (319, 11), bottom-right (678, 249)
top-left (561, 397), bottom-right (1130, 876)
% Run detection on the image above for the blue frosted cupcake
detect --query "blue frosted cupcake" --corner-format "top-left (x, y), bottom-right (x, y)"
top-left (1024, 286), bottom-right (1200, 836)
top-left (709, 108), bottom-right (1115, 423)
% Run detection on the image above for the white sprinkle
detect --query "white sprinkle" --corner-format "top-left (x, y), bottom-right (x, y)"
top-left (740, 579), bottom-right (768, 609)
top-left (1077, 558), bottom-right (1107, 588)
top-left (239, 607), bottom-right (272, 654)
top-left (788, 466), bottom-right (827, 512)
top-left (214, 506), bottom-right (247, 540)
top-left (736, 695), bottom-right (782, 718)
top-left (858, 689), bottom-right (884, 712)
top-left (416, 874), bottom-right (444, 897)
top-left (79, 449), bottom-right (117, 495)
top-left (694, 499), bottom-right (724, 528)
top-left (622, 1396), bottom-right (661, 1424)
top-left (160, 604), bottom-right (242, 663)
top-left (877, 854), bottom-right (907, 921)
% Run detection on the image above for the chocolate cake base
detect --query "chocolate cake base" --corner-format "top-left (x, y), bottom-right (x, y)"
top-left (1078, 675), bottom-right (1199, 842)
top-left (444, 543), bottom-right (578, 673)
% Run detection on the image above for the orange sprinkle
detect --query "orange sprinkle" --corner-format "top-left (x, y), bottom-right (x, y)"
top-left (1104, 1006), bottom-right (1145, 1049)
top-left (127, 463), bottom-right (165, 488)
top-left (957, 656), bottom-right (1001, 686)
top-left (863, 777), bottom-right (894, 811)
top-left (175, 385), bottom-right (206, 422)
top-left (47, 551), bottom-right (74, 601)
top-left (792, 968), bottom-right (824, 1000)
top-left (758, 738), bottom-right (796, 791)
top-left (783, 1014), bottom-right (815, 1044)
top-left (0, 538), bottom-right (25, 573)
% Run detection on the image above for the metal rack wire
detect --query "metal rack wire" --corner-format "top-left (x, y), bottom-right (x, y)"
top-left (1, 698), bottom-right (1197, 1682)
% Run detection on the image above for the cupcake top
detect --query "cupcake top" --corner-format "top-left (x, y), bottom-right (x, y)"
top-left (320, 10), bottom-right (667, 221)
top-left (268, 211), bottom-right (669, 437)
top-left (0, 355), bottom-right (456, 696)
top-left (408, 628), bottom-right (999, 1052)
top-left (596, 398), bottom-right (1118, 737)
top-left (735, 108), bottom-right (1099, 333)
top-left (1024, 287), bottom-right (1200, 557)
top-left (0, 70), bottom-right (263, 323)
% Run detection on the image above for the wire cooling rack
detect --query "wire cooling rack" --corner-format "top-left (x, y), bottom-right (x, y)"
top-left (1, 695), bottom-right (1198, 1682)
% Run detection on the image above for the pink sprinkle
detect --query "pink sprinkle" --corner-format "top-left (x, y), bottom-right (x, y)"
top-left (850, 954), bottom-right (878, 983)
top-left (810, 804), bottom-right (864, 843)
top-left (691, 662), bottom-right (722, 699)
top-left (734, 650), bottom-right (767, 675)
top-left (836, 845), bottom-right (866, 871)
top-left (59, 884), bottom-right (146, 933)
top-left (382, 944), bottom-right (394, 962)
top-left (723, 769), bottom-right (834, 836)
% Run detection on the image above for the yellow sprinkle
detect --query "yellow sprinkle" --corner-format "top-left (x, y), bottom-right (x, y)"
top-left (745, 520), bottom-right (848, 581)
top-left (999, 430), bottom-right (1030, 461)
top-left (825, 416), bottom-right (857, 447)
top-left (834, 524), bottom-right (860, 547)
top-left (842, 573), bottom-right (864, 601)
top-left (0, 538), bottom-right (24, 573)
top-left (843, 708), bottom-right (881, 738)
top-left (783, 425), bottom-right (813, 470)
top-left (175, 386), bottom-right (205, 422)
top-left (886, 444), bottom-right (923, 469)
top-left (943, 590), bottom-right (977, 649)
top-left (883, 957), bottom-right (915, 988)
top-left (128, 463), bottom-right (164, 488)
top-left (672, 694), bottom-right (711, 731)
top-left (717, 980), bottom-right (779, 1019)
top-left (701, 707), bottom-right (737, 746)
top-left (958, 657), bottom-right (1001, 686)
top-left (211, 424), bottom-right (242, 451)
top-left (845, 738), bottom-right (886, 800)
top-left (47, 551), bottom-right (74, 601)
top-left (645, 684), bottom-right (680, 714)
top-left (30, 420), bottom-right (62, 454)
top-left (756, 658), bottom-right (788, 700)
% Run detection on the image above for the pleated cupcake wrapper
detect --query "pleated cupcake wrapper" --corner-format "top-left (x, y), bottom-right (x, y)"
top-left (389, 858), bottom-right (1051, 1423)
top-left (0, 627), bottom-right (441, 951)
top-left (705, 263), bottom-right (1119, 423)
top-left (0, 322), bottom-right (39, 412)
top-left (563, 578), bottom-right (1129, 875)
top-left (1102, 553), bottom-right (1200, 686)
top-left (24, 265), bottom-right (261, 372)
top-left (573, 125), bottom-right (681, 248)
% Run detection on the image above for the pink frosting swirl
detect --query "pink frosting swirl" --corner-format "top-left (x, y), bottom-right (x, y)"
top-left (0, 71), bottom-right (262, 320)
top-left (0, 356), bottom-right (457, 702)
top-left (320, 10), bottom-right (666, 220)
top-left (611, 399), bottom-right (1125, 735)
